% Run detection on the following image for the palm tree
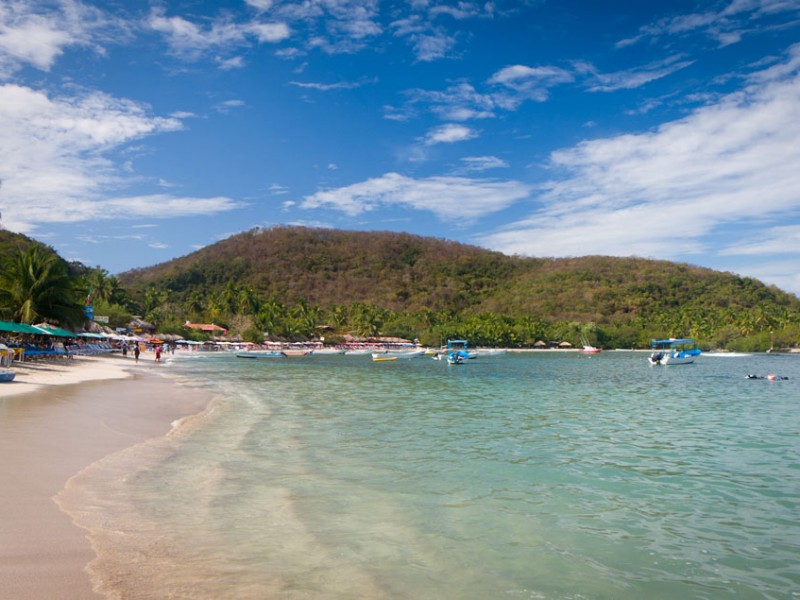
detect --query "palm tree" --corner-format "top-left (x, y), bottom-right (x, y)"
top-left (0, 246), bottom-right (84, 326)
top-left (237, 287), bottom-right (260, 316)
top-left (183, 290), bottom-right (206, 322)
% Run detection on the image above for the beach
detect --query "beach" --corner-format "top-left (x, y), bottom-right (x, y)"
top-left (0, 354), bottom-right (211, 599)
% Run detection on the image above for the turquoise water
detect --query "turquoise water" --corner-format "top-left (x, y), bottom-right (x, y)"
top-left (78, 352), bottom-right (800, 598)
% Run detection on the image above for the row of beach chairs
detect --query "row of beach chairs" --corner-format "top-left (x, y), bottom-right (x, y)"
top-left (4, 342), bottom-right (116, 361)
top-left (65, 343), bottom-right (115, 356)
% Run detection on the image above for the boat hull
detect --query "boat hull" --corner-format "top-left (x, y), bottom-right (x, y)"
top-left (649, 354), bottom-right (698, 366)
top-left (236, 351), bottom-right (285, 359)
top-left (371, 350), bottom-right (425, 360)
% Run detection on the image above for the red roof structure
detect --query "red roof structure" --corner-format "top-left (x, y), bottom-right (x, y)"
top-left (184, 322), bottom-right (228, 335)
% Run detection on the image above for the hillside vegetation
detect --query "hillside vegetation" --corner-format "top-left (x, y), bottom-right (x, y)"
top-left (0, 229), bottom-right (133, 329)
top-left (118, 226), bottom-right (800, 351)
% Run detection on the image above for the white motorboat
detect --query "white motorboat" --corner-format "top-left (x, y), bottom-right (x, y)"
top-left (648, 338), bottom-right (701, 365)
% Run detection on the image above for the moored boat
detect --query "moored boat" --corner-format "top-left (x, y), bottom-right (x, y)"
top-left (282, 349), bottom-right (311, 357)
top-left (0, 369), bottom-right (15, 382)
top-left (446, 339), bottom-right (472, 365)
top-left (236, 351), bottom-right (285, 359)
top-left (648, 338), bottom-right (701, 365)
top-left (371, 349), bottom-right (425, 360)
top-left (579, 337), bottom-right (601, 354)
top-left (344, 349), bottom-right (373, 356)
top-left (311, 347), bottom-right (346, 355)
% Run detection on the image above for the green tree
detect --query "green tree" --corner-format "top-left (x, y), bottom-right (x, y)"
top-left (0, 247), bottom-right (84, 326)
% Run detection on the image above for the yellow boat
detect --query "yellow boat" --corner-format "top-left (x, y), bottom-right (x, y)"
top-left (372, 356), bottom-right (398, 362)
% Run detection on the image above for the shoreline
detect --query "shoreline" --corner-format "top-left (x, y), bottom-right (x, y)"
top-left (0, 354), bottom-right (213, 599)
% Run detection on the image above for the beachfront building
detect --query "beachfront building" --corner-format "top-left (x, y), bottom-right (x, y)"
top-left (184, 322), bottom-right (228, 336)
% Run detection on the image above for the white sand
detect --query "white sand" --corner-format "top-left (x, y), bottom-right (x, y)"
top-left (0, 354), bottom-right (134, 399)
top-left (0, 354), bottom-right (211, 599)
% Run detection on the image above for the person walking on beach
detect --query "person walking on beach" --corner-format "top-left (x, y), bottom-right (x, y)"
top-left (155, 345), bottom-right (161, 363)
top-left (134, 344), bottom-right (140, 363)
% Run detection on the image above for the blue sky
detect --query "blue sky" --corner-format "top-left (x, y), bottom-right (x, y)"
top-left (1, 1), bottom-right (800, 296)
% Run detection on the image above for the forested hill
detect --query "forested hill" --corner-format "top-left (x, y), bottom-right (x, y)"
top-left (119, 226), bottom-right (800, 327)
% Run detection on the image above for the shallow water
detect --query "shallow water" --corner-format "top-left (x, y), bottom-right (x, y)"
top-left (62, 351), bottom-right (800, 599)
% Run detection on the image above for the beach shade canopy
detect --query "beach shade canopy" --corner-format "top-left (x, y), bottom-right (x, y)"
top-left (0, 320), bottom-right (46, 334)
top-left (33, 323), bottom-right (78, 338)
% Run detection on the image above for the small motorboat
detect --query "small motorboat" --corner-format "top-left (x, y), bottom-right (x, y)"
top-left (235, 351), bottom-right (286, 359)
top-left (579, 337), bottom-right (601, 354)
top-left (282, 349), bottom-right (311, 357)
top-left (648, 338), bottom-right (701, 365)
top-left (371, 349), bottom-right (425, 360)
top-left (445, 339), bottom-right (471, 365)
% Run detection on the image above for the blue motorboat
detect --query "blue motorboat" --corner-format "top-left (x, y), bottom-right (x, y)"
top-left (446, 339), bottom-right (471, 365)
top-left (648, 338), bottom-right (701, 365)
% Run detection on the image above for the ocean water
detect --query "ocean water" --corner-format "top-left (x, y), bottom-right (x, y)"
top-left (63, 351), bottom-right (800, 599)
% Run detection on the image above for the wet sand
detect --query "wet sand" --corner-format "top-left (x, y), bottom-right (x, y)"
top-left (0, 355), bottom-right (210, 599)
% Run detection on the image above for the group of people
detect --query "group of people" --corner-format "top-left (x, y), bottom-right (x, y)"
top-left (120, 342), bottom-right (141, 361)
top-left (119, 341), bottom-right (177, 363)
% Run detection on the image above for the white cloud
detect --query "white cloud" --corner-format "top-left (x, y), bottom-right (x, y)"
top-left (719, 225), bottom-right (800, 256)
top-left (217, 55), bottom-right (245, 70)
top-left (488, 64), bottom-right (573, 103)
top-left (245, 0), bottom-right (275, 13)
top-left (148, 10), bottom-right (238, 59)
top-left (215, 99), bottom-right (246, 112)
top-left (390, 0), bottom-right (496, 61)
top-left (396, 64), bottom-right (574, 125)
top-left (489, 64), bottom-right (573, 89)
top-left (584, 56), bottom-right (696, 92)
top-left (411, 30), bottom-right (457, 62)
top-left (429, 3), bottom-right (482, 20)
top-left (0, 84), bottom-right (240, 233)
top-left (391, 14), bottom-right (458, 62)
top-left (100, 195), bottom-right (241, 219)
top-left (301, 172), bottom-right (531, 220)
top-left (0, 10), bottom-right (71, 71)
top-left (269, 184), bottom-right (289, 195)
top-left (147, 8), bottom-right (289, 61)
top-left (0, 0), bottom-right (123, 75)
top-left (289, 79), bottom-right (370, 91)
top-left (274, 0), bottom-right (380, 54)
top-left (617, 0), bottom-right (800, 49)
top-left (458, 156), bottom-right (509, 172)
top-left (402, 82), bottom-right (496, 121)
top-left (478, 51), bottom-right (800, 293)
top-left (247, 21), bottom-right (291, 43)
top-left (424, 123), bottom-right (477, 145)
